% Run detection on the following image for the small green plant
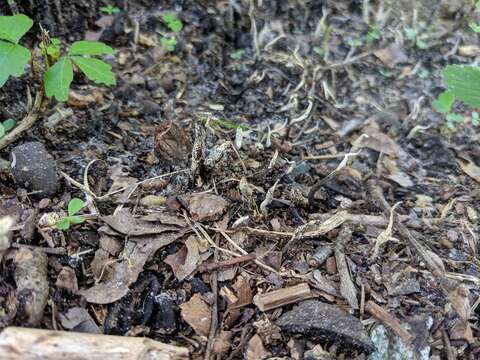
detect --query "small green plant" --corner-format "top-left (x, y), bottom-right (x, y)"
top-left (366, 25), bottom-right (381, 44)
top-left (0, 14), bottom-right (116, 102)
top-left (160, 36), bottom-right (177, 52)
top-left (230, 49), bottom-right (245, 60)
top-left (434, 65), bottom-right (480, 128)
top-left (472, 111), bottom-right (480, 126)
top-left (56, 198), bottom-right (86, 230)
top-left (404, 27), bottom-right (427, 49)
top-left (0, 119), bottom-right (15, 138)
top-left (162, 12), bottom-right (183, 32)
top-left (100, 5), bottom-right (120, 15)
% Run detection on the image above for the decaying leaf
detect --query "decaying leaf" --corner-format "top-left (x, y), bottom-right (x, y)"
top-left (154, 121), bottom-right (192, 163)
top-left (165, 235), bottom-right (207, 281)
top-left (180, 293), bottom-right (211, 337)
top-left (457, 157), bottom-right (480, 183)
top-left (374, 43), bottom-right (409, 68)
top-left (79, 209), bottom-right (186, 304)
top-left (189, 193), bottom-right (229, 222)
top-left (0, 216), bottom-right (14, 262)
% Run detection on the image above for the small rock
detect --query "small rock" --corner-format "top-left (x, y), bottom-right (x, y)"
top-left (276, 300), bottom-right (375, 353)
top-left (246, 334), bottom-right (271, 360)
top-left (189, 193), bottom-right (229, 222)
top-left (325, 256), bottom-right (337, 274)
top-left (10, 142), bottom-right (59, 196)
top-left (142, 99), bottom-right (161, 116)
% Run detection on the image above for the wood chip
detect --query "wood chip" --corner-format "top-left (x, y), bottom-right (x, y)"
top-left (365, 300), bottom-right (413, 344)
top-left (253, 283), bottom-right (314, 311)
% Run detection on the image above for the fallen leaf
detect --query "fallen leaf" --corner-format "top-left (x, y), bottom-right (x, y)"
top-left (165, 235), bottom-right (202, 281)
top-left (246, 334), bottom-right (271, 360)
top-left (457, 157), bottom-right (480, 183)
top-left (374, 43), bottom-right (409, 68)
top-left (180, 293), bottom-right (211, 337)
top-left (154, 121), bottom-right (192, 163)
top-left (189, 193), bottom-right (229, 222)
top-left (56, 266), bottom-right (78, 292)
top-left (357, 125), bottom-right (401, 156)
top-left (59, 307), bottom-right (101, 333)
top-left (230, 274), bottom-right (253, 309)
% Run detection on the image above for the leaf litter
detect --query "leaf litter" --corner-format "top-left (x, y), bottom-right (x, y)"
top-left (1, 1), bottom-right (480, 359)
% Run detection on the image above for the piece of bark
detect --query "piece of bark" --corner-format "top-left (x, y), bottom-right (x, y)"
top-left (335, 226), bottom-right (358, 310)
top-left (14, 248), bottom-right (49, 326)
top-left (0, 327), bottom-right (189, 360)
top-left (365, 300), bottom-right (413, 344)
top-left (253, 283), bottom-right (314, 311)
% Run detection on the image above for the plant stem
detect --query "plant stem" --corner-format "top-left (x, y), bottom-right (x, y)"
top-left (0, 90), bottom-right (44, 151)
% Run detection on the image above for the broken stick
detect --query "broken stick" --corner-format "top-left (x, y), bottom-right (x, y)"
top-left (0, 327), bottom-right (189, 360)
top-left (253, 283), bottom-right (314, 311)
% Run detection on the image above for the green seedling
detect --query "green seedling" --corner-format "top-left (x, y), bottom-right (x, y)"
top-left (210, 118), bottom-right (248, 131)
top-left (160, 36), bottom-right (177, 52)
top-left (446, 113), bottom-right (464, 129)
top-left (418, 69), bottom-right (430, 79)
top-left (56, 198), bottom-right (86, 231)
top-left (162, 12), bottom-right (183, 32)
top-left (100, 5), bottom-right (120, 15)
top-left (432, 90), bottom-right (455, 114)
top-left (230, 49), bottom-right (245, 60)
top-left (0, 119), bottom-right (15, 138)
top-left (0, 14), bottom-right (116, 102)
top-left (469, 22), bottom-right (480, 33)
top-left (366, 25), bottom-right (381, 44)
top-left (472, 111), bottom-right (480, 126)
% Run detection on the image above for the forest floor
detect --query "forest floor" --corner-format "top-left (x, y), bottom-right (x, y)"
top-left (1, 1), bottom-right (480, 359)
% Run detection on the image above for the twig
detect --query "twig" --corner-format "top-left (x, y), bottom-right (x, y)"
top-left (0, 91), bottom-right (43, 151)
top-left (11, 243), bottom-right (66, 255)
top-left (365, 300), bottom-right (413, 344)
top-left (196, 253), bottom-right (256, 273)
top-left (308, 151), bottom-right (362, 206)
top-left (204, 244), bottom-right (219, 360)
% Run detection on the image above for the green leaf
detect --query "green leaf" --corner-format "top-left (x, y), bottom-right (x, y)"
top-left (432, 90), bottom-right (455, 114)
top-left (0, 14), bottom-right (33, 44)
top-left (230, 49), bottom-right (245, 60)
top-left (56, 217), bottom-right (71, 230)
top-left (162, 13), bottom-right (183, 32)
top-left (44, 57), bottom-right (73, 101)
top-left (71, 56), bottom-right (116, 85)
top-left (160, 36), bottom-right (177, 52)
top-left (68, 197), bottom-right (85, 216)
top-left (67, 215), bottom-right (85, 224)
top-left (0, 124), bottom-right (4, 138)
top-left (472, 111), bottom-right (480, 126)
top-left (446, 113), bottom-right (464, 124)
top-left (69, 40), bottom-right (115, 56)
top-left (469, 22), bottom-right (480, 33)
top-left (443, 65), bottom-right (480, 108)
top-left (0, 41), bottom-right (31, 87)
top-left (2, 119), bottom-right (15, 131)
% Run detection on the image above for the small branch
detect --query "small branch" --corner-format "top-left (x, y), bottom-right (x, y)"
top-left (0, 91), bottom-right (44, 151)
top-left (253, 283), bottom-right (314, 311)
top-left (196, 253), bottom-right (256, 273)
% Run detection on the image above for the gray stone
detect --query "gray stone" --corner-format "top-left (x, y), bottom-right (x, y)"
top-left (10, 142), bottom-right (59, 196)
top-left (276, 300), bottom-right (375, 354)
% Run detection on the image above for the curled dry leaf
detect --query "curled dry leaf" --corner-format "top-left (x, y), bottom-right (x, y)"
top-left (154, 121), bottom-right (192, 164)
top-left (165, 235), bottom-right (202, 281)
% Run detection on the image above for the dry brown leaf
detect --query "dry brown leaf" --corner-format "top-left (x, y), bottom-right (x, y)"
top-left (246, 334), bottom-right (271, 360)
top-left (230, 274), bottom-right (253, 309)
top-left (154, 121), bottom-right (192, 163)
top-left (457, 157), bottom-right (480, 183)
top-left (56, 267), bottom-right (78, 292)
top-left (189, 193), bottom-right (229, 222)
top-left (180, 294), bottom-right (211, 337)
top-left (374, 43), bottom-right (409, 68)
top-left (164, 235), bottom-right (201, 281)
top-left (357, 125), bottom-right (401, 156)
